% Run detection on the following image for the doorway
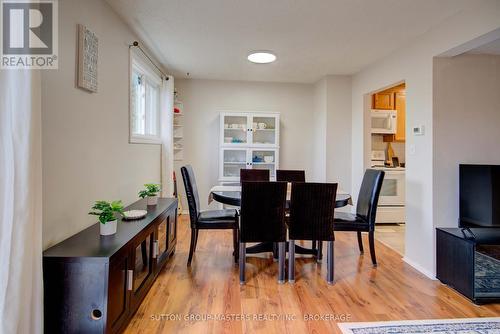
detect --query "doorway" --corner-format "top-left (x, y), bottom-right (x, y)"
top-left (369, 83), bottom-right (406, 255)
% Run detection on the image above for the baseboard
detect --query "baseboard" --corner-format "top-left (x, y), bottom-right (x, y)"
top-left (402, 257), bottom-right (437, 280)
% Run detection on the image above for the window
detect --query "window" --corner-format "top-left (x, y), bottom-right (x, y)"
top-left (130, 54), bottom-right (162, 144)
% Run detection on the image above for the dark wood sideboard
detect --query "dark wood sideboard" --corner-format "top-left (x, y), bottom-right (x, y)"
top-left (43, 198), bottom-right (178, 334)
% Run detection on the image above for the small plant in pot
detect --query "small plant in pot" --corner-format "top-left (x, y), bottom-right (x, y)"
top-left (89, 200), bottom-right (124, 236)
top-left (138, 183), bottom-right (161, 206)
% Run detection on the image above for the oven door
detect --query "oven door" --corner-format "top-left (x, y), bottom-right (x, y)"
top-left (378, 171), bottom-right (405, 206)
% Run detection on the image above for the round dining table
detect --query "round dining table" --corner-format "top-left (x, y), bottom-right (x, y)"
top-left (210, 187), bottom-right (352, 257)
top-left (211, 190), bottom-right (351, 209)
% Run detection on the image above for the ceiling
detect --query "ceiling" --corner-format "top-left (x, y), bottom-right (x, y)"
top-left (106, 0), bottom-right (477, 83)
top-left (466, 38), bottom-right (500, 55)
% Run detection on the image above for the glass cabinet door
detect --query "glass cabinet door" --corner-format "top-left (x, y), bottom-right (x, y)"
top-left (156, 218), bottom-right (168, 264)
top-left (250, 149), bottom-right (277, 180)
top-left (250, 115), bottom-right (277, 146)
top-left (222, 148), bottom-right (248, 179)
top-left (222, 115), bottom-right (249, 145)
top-left (133, 232), bottom-right (153, 292)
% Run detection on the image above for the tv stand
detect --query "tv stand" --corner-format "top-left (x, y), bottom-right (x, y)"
top-left (436, 227), bottom-right (500, 304)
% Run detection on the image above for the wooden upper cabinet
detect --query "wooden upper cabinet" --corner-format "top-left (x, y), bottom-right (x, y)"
top-left (372, 91), bottom-right (395, 110)
top-left (394, 92), bottom-right (406, 141)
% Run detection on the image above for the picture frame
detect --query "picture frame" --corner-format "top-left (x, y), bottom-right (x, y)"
top-left (77, 24), bottom-right (98, 92)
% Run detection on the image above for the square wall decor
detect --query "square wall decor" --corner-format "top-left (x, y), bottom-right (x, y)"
top-left (77, 24), bottom-right (98, 92)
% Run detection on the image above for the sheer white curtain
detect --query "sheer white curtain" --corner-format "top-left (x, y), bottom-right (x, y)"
top-left (160, 75), bottom-right (175, 197)
top-left (0, 70), bottom-right (43, 333)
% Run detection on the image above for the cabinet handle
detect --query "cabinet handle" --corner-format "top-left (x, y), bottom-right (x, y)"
top-left (153, 240), bottom-right (159, 258)
top-left (127, 270), bottom-right (133, 291)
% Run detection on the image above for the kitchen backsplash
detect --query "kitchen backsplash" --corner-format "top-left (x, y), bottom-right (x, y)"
top-left (372, 135), bottom-right (405, 164)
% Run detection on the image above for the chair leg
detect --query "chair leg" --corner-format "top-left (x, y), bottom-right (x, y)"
top-left (232, 229), bottom-right (239, 262)
top-left (187, 228), bottom-right (197, 266)
top-left (317, 241), bottom-right (323, 262)
top-left (272, 242), bottom-right (279, 261)
top-left (326, 241), bottom-right (334, 284)
top-left (278, 242), bottom-right (286, 284)
top-left (357, 231), bottom-right (364, 254)
top-left (194, 229), bottom-right (199, 249)
top-left (369, 231), bottom-right (377, 267)
top-left (288, 240), bottom-right (295, 283)
top-left (239, 242), bottom-right (246, 284)
top-left (312, 240), bottom-right (317, 252)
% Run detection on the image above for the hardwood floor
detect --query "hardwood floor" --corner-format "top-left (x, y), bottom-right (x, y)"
top-left (125, 215), bottom-right (500, 334)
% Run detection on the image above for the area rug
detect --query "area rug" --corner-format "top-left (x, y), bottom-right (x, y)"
top-left (338, 317), bottom-right (500, 334)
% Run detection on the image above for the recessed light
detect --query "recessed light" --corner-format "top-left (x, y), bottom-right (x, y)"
top-left (247, 51), bottom-right (276, 64)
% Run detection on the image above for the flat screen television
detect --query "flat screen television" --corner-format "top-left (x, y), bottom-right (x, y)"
top-left (459, 164), bottom-right (500, 228)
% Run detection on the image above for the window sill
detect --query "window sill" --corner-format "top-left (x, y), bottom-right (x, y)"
top-left (130, 135), bottom-right (162, 145)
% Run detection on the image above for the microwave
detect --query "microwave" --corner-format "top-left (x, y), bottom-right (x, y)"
top-left (371, 110), bottom-right (397, 134)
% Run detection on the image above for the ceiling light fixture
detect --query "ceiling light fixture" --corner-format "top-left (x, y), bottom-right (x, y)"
top-left (247, 51), bottom-right (276, 64)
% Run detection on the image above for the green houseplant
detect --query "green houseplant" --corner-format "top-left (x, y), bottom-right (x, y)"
top-left (138, 183), bottom-right (161, 206)
top-left (89, 200), bottom-right (124, 236)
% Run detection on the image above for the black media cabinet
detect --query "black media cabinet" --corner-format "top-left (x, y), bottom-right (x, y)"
top-left (43, 198), bottom-right (178, 333)
top-left (436, 227), bottom-right (500, 304)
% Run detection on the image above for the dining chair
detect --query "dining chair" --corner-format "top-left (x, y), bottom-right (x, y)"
top-left (333, 169), bottom-right (385, 266)
top-left (276, 169), bottom-right (305, 182)
top-left (181, 165), bottom-right (239, 266)
top-left (239, 181), bottom-right (287, 284)
top-left (240, 169), bottom-right (270, 182)
top-left (288, 182), bottom-right (338, 284)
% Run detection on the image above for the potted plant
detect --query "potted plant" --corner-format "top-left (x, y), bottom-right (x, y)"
top-left (138, 183), bottom-right (161, 206)
top-left (89, 200), bottom-right (124, 236)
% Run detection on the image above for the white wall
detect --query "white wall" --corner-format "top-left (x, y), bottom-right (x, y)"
top-left (312, 78), bottom-right (327, 181)
top-left (311, 75), bottom-right (352, 192)
top-left (433, 54), bottom-right (500, 229)
top-left (325, 76), bottom-right (352, 191)
top-left (42, 0), bottom-right (161, 249)
top-left (351, 0), bottom-right (500, 277)
top-left (174, 79), bottom-right (316, 210)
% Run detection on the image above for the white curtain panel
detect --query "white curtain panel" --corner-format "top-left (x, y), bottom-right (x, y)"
top-left (160, 75), bottom-right (175, 197)
top-left (0, 70), bottom-right (43, 333)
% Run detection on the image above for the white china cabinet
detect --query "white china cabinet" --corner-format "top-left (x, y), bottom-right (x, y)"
top-left (219, 112), bottom-right (280, 182)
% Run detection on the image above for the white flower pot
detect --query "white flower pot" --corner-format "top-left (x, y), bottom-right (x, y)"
top-left (100, 219), bottom-right (117, 236)
top-left (147, 195), bottom-right (158, 206)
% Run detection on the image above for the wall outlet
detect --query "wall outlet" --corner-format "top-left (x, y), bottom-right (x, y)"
top-left (409, 144), bottom-right (416, 155)
top-left (413, 125), bottom-right (425, 136)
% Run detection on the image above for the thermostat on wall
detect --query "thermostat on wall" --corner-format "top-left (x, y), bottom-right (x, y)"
top-left (413, 125), bottom-right (425, 136)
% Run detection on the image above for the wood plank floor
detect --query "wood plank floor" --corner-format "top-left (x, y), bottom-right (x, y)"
top-left (125, 215), bottom-right (500, 334)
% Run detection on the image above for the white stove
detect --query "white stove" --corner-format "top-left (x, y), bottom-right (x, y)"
top-left (371, 150), bottom-right (405, 224)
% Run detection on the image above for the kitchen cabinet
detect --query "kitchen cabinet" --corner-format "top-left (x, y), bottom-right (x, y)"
top-left (219, 112), bottom-right (280, 182)
top-left (372, 91), bottom-right (394, 110)
top-left (43, 198), bottom-right (178, 334)
top-left (394, 92), bottom-right (406, 141)
top-left (382, 91), bottom-right (406, 142)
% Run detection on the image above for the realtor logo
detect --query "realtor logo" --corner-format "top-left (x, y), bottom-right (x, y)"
top-left (1, 0), bottom-right (58, 69)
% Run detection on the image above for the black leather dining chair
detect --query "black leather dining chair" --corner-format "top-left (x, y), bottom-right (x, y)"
top-left (333, 169), bottom-right (385, 266)
top-left (288, 182), bottom-right (338, 284)
top-left (239, 181), bottom-right (287, 284)
top-left (181, 165), bottom-right (239, 266)
top-left (276, 169), bottom-right (305, 182)
top-left (240, 169), bottom-right (270, 182)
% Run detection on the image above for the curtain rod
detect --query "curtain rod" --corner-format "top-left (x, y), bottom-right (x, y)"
top-left (129, 41), bottom-right (169, 80)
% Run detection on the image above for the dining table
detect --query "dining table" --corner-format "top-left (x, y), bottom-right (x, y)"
top-left (208, 184), bottom-right (352, 257)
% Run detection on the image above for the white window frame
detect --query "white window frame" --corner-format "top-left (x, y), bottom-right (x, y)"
top-left (129, 51), bottom-right (162, 144)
